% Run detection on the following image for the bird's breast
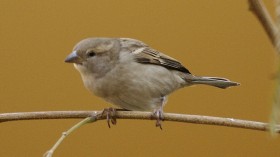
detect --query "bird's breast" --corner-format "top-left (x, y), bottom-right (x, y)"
top-left (81, 62), bottom-right (185, 111)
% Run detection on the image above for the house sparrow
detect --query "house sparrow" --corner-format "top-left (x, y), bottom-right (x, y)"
top-left (65, 37), bottom-right (240, 128)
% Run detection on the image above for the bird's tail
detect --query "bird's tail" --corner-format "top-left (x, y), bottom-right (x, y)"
top-left (186, 75), bottom-right (240, 89)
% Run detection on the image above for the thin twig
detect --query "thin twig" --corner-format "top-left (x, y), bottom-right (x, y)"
top-left (270, 0), bottom-right (280, 135)
top-left (248, 0), bottom-right (278, 48)
top-left (0, 111), bottom-right (279, 133)
top-left (44, 117), bottom-right (95, 157)
top-left (249, 0), bottom-right (280, 134)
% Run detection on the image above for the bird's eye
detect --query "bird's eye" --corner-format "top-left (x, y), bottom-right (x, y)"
top-left (87, 51), bottom-right (96, 57)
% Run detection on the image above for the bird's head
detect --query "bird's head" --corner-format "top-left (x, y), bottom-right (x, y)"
top-left (65, 38), bottom-right (121, 78)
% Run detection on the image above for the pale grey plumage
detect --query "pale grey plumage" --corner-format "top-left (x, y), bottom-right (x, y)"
top-left (65, 37), bottom-right (239, 112)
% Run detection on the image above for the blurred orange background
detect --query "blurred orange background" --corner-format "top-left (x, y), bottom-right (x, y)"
top-left (1, 0), bottom-right (279, 156)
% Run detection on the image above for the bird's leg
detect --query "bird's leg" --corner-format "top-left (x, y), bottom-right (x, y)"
top-left (152, 96), bottom-right (166, 129)
top-left (101, 107), bottom-right (117, 128)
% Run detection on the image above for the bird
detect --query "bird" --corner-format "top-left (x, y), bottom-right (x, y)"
top-left (65, 37), bottom-right (240, 128)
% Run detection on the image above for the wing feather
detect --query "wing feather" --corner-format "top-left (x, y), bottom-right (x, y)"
top-left (119, 38), bottom-right (191, 74)
top-left (133, 47), bottom-right (191, 74)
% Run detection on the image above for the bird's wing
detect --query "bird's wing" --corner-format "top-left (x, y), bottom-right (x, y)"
top-left (132, 47), bottom-right (191, 74)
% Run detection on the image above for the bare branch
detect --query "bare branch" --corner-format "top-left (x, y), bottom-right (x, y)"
top-left (248, 0), bottom-right (278, 48)
top-left (0, 111), bottom-right (279, 133)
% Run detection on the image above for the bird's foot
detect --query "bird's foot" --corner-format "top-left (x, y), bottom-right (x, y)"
top-left (101, 107), bottom-right (117, 128)
top-left (152, 109), bottom-right (164, 130)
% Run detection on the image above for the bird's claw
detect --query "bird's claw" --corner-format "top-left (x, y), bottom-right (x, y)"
top-left (101, 107), bottom-right (117, 128)
top-left (152, 109), bottom-right (164, 130)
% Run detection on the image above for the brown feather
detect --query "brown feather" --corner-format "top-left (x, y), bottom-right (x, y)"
top-left (133, 47), bottom-right (191, 74)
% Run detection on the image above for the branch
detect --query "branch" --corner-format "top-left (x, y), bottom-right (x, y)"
top-left (248, 0), bottom-right (278, 48)
top-left (1, 111), bottom-right (279, 133)
top-left (249, 0), bottom-right (280, 134)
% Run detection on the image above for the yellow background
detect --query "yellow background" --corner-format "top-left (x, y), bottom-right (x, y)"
top-left (1, 0), bottom-right (279, 156)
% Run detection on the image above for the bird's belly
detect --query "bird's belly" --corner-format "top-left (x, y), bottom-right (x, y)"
top-left (85, 63), bottom-right (184, 111)
top-left (94, 76), bottom-right (164, 111)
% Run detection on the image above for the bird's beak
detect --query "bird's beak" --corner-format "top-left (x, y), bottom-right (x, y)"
top-left (65, 51), bottom-right (83, 64)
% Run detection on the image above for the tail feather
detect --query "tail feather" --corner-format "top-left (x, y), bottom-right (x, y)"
top-left (187, 76), bottom-right (240, 89)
